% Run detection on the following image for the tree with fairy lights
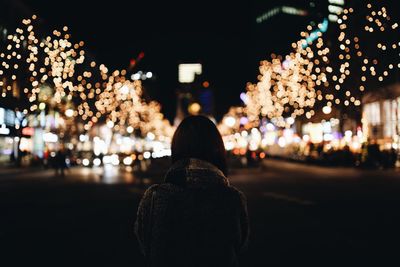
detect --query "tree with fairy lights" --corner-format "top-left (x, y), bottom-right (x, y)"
top-left (244, 1), bottom-right (400, 132)
top-left (323, 2), bottom-right (400, 136)
top-left (332, 3), bottom-right (400, 99)
top-left (1, 15), bottom-right (174, 166)
top-left (245, 19), bottom-right (331, 128)
top-left (95, 76), bottom-right (172, 140)
top-left (0, 16), bottom-right (87, 165)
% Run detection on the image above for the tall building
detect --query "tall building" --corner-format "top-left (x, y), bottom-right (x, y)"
top-left (255, 0), bottom-right (346, 25)
top-left (174, 63), bottom-right (215, 126)
top-left (253, 0), bottom-right (346, 51)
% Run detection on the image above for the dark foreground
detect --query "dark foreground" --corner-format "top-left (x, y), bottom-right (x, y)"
top-left (1, 159), bottom-right (400, 266)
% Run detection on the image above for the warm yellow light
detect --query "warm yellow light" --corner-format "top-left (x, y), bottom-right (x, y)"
top-left (223, 116), bottom-right (236, 128)
top-left (188, 102), bottom-right (201, 115)
top-left (322, 106), bottom-right (332, 114)
top-left (65, 109), bottom-right (74, 118)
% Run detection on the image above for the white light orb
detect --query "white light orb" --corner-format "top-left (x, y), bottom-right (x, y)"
top-left (65, 109), bottom-right (74, 117)
top-left (322, 105), bottom-right (332, 114)
top-left (223, 116), bottom-right (236, 128)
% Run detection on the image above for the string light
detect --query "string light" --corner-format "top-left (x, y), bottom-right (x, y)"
top-left (0, 16), bottom-right (174, 141)
top-left (245, 19), bottom-right (331, 127)
top-left (244, 2), bottom-right (400, 129)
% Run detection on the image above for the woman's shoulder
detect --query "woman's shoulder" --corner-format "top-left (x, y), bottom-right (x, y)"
top-left (225, 185), bottom-right (247, 204)
top-left (143, 182), bottom-right (245, 203)
top-left (142, 183), bottom-right (183, 197)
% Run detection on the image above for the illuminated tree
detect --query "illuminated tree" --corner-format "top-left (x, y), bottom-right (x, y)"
top-left (95, 77), bottom-right (173, 139)
top-left (1, 15), bottom-right (174, 164)
top-left (245, 20), bottom-right (331, 127)
top-left (330, 3), bottom-right (400, 106)
top-left (0, 16), bottom-right (94, 164)
top-left (244, 1), bottom-right (400, 132)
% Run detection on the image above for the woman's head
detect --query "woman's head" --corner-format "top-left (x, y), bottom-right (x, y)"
top-left (171, 115), bottom-right (227, 175)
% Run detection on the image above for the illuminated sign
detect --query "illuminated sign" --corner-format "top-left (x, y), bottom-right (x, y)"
top-left (328, 5), bottom-right (343, 15)
top-left (328, 0), bottom-right (345, 22)
top-left (0, 124), bottom-right (10, 135)
top-left (256, 7), bottom-right (281, 23)
top-left (178, 64), bottom-right (202, 83)
top-left (281, 6), bottom-right (308, 16)
top-left (256, 6), bottom-right (308, 23)
top-left (43, 132), bottom-right (58, 143)
top-left (22, 127), bottom-right (34, 136)
top-left (0, 108), bottom-right (4, 124)
top-left (5, 109), bottom-right (15, 126)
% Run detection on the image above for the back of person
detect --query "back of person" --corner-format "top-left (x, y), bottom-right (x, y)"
top-left (147, 161), bottom-right (245, 267)
top-left (135, 116), bottom-right (249, 267)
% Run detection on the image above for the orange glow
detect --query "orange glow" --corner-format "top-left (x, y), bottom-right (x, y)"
top-left (203, 81), bottom-right (210, 88)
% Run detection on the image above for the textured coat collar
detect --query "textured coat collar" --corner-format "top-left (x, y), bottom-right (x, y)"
top-left (164, 158), bottom-right (229, 187)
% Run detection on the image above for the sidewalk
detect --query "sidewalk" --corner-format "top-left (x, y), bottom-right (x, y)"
top-left (0, 165), bottom-right (48, 177)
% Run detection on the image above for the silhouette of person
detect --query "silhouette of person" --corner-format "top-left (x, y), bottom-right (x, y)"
top-left (135, 115), bottom-right (249, 267)
top-left (55, 148), bottom-right (67, 177)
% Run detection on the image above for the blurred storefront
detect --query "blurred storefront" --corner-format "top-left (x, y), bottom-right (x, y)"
top-left (219, 105), bottom-right (369, 167)
top-left (0, 107), bottom-right (17, 164)
top-left (362, 83), bottom-right (400, 150)
top-left (0, 104), bottom-right (70, 165)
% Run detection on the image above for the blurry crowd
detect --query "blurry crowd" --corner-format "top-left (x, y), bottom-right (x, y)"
top-left (302, 142), bottom-right (398, 169)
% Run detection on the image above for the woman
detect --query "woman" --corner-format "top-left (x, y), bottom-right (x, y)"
top-left (135, 115), bottom-right (249, 267)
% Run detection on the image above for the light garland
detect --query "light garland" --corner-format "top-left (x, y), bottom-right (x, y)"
top-left (244, 2), bottom-right (400, 128)
top-left (0, 16), bottom-right (173, 140)
top-left (245, 21), bottom-right (331, 127)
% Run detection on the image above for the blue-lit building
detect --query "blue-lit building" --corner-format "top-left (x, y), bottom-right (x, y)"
top-left (174, 63), bottom-right (215, 125)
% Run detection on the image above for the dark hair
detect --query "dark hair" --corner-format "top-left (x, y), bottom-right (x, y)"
top-left (171, 115), bottom-right (227, 175)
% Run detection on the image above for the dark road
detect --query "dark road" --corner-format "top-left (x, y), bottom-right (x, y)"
top-left (1, 159), bottom-right (400, 266)
top-left (2, 1), bottom-right (400, 266)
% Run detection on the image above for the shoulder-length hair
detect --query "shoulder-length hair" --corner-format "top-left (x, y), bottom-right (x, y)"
top-left (171, 115), bottom-right (227, 175)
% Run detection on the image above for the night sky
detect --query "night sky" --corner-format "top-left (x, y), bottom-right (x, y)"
top-left (16, 0), bottom-right (313, 121)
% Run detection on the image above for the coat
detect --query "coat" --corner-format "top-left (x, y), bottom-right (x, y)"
top-left (135, 158), bottom-right (249, 267)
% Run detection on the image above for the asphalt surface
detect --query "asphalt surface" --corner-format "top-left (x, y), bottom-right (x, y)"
top-left (1, 159), bottom-right (400, 266)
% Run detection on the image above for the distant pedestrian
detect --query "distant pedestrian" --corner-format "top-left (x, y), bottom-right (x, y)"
top-left (54, 148), bottom-right (67, 177)
top-left (43, 149), bottom-right (49, 168)
top-left (135, 115), bottom-right (249, 267)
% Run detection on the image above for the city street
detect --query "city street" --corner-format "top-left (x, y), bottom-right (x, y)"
top-left (1, 1), bottom-right (400, 266)
top-left (1, 159), bottom-right (400, 266)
